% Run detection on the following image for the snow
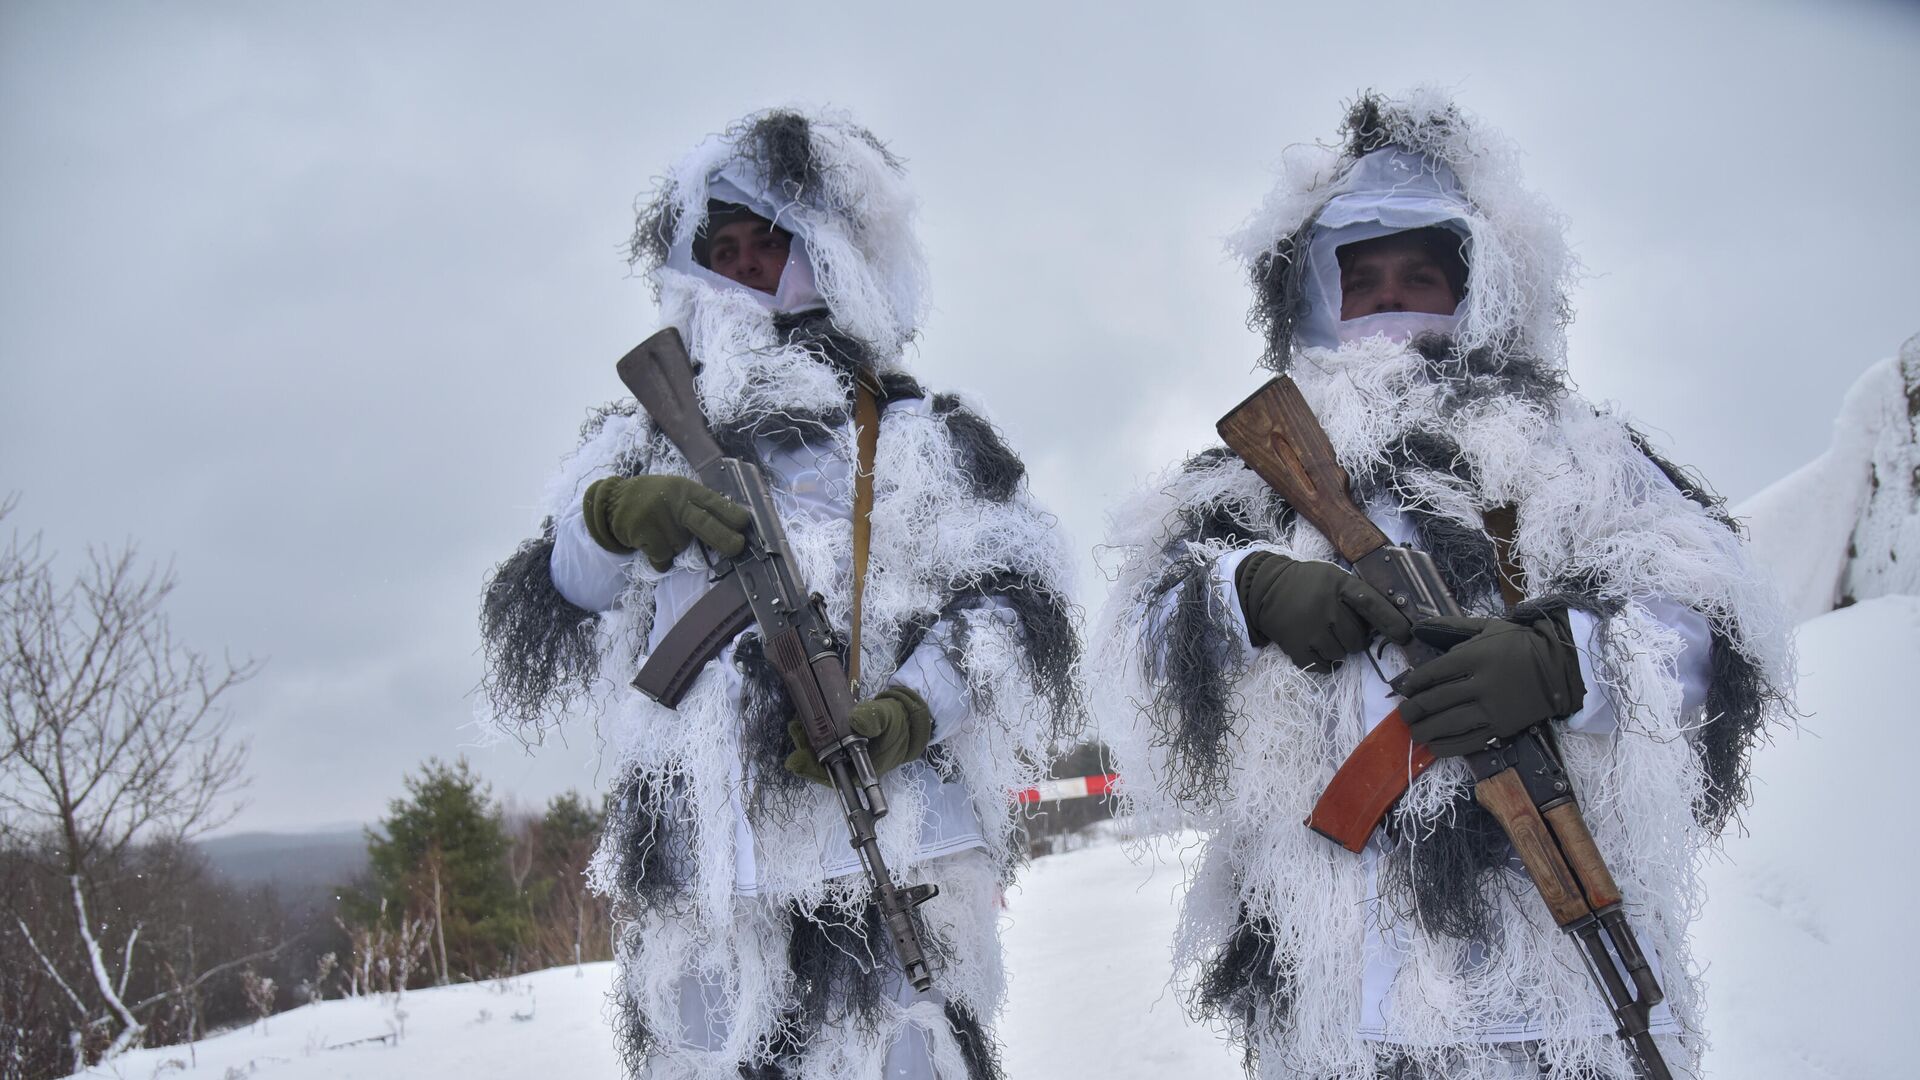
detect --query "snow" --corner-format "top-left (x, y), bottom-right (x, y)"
top-left (64, 831), bottom-right (1240, 1080)
top-left (1842, 337), bottom-right (1920, 606)
top-left (1694, 595), bottom-right (1920, 1080)
top-left (1736, 338), bottom-right (1919, 621)
top-left (62, 966), bottom-right (624, 1079)
top-left (999, 831), bottom-right (1241, 1078)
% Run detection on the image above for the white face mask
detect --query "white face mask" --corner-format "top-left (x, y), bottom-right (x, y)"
top-left (1335, 310), bottom-right (1462, 346)
top-left (748, 237), bottom-right (826, 314)
top-left (677, 233), bottom-right (828, 315)
top-left (666, 170), bottom-right (830, 316)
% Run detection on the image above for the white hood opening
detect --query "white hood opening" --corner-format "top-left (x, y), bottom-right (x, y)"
top-left (661, 170), bottom-right (829, 316)
top-left (1296, 149), bottom-right (1475, 350)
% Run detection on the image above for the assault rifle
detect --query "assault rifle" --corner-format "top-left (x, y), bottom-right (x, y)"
top-left (1218, 377), bottom-right (1672, 1080)
top-left (616, 327), bottom-right (939, 992)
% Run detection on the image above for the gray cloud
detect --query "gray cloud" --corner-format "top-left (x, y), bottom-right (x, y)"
top-left (3, 0), bottom-right (1914, 832)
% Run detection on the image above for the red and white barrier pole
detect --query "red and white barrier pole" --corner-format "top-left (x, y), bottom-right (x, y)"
top-left (1014, 773), bottom-right (1120, 804)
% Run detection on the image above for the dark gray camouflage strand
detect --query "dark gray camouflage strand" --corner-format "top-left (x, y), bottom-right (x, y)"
top-left (936, 570), bottom-right (1084, 741)
top-left (784, 895), bottom-right (892, 1038)
top-left (932, 394), bottom-right (1026, 502)
top-left (1141, 553), bottom-right (1248, 807)
top-left (605, 772), bottom-right (694, 919)
top-left (478, 519), bottom-right (602, 730)
top-left (1412, 336), bottom-right (1569, 411)
top-left (1248, 225), bottom-right (1314, 373)
top-left (1627, 425), bottom-right (1739, 530)
top-left (1135, 450), bottom-right (1294, 806)
top-left (1625, 427), bottom-right (1782, 834)
top-left (941, 1002), bottom-right (1007, 1080)
top-left (1695, 619), bottom-right (1772, 835)
top-left (1381, 793), bottom-right (1519, 944)
top-left (1195, 904), bottom-right (1290, 1076)
top-left (628, 111), bottom-right (903, 281)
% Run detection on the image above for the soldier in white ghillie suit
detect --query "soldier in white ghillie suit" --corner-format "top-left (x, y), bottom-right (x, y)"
top-left (480, 110), bottom-right (1082, 1079)
top-left (1093, 90), bottom-right (1793, 1079)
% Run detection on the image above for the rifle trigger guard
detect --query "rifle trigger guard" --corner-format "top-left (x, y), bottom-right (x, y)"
top-left (1363, 639), bottom-right (1393, 687)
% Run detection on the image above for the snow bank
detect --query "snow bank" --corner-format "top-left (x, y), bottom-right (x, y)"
top-left (1737, 334), bottom-right (1920, 621)
top-left (1842, 336), bottom-right (1920, 607)
top-left (67, 963), bottom-right (621, 1079)
top-left (1696, 595), bottom-right (1920, 1079)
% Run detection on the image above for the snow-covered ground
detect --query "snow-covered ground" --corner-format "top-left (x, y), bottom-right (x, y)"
top-left (64, 578), bottom-right (1918, 1080)
top-left (64, 832), bottom-right (1240, 1079)
top-left (999, 830), bottom-right (1240, 1077)
top-left (1694, 595), bottom-right (1918, 1079)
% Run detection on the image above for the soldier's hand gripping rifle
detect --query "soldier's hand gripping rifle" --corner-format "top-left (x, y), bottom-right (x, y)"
top-left (615, 327), bottom-right (940, 993)
top-left (1218, 377), bottom-right (1673, 1080)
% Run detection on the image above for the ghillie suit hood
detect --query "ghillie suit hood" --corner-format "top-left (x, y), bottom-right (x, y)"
top-left (1092, 90), bottom-right (1793, 1079)
top-left (631, 108), bottom-right (929, 364)
top-left (1236, 87), bottom-right (1575, 376)
top-left (479, 109), bottom-right (1082, 1079)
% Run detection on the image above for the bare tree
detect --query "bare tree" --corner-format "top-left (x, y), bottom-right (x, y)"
top-left (0, 503), bottom-right (259, 1062)
top-left (337, 902), bottom-right (432, 997)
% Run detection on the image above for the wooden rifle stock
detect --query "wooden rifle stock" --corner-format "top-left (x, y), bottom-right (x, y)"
top-left (1218, 378), bottom-right (1437, 850)
top-left (1215, 376), bottom-right (1387, 563)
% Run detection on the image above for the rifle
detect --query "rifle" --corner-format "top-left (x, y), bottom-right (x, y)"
top-left (1218, 377), bottom-right (1672, 1080)
top-left (616, 327), bottom-right (939, 992)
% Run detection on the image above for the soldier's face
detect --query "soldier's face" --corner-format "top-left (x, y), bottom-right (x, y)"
top-left (704, 219), bottom-right (791, 294)
top-left (1337, 235), bottom-right (1460, 320)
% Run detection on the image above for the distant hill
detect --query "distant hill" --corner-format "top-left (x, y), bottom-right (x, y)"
top-left (196, 828), bottom-right (368, 899)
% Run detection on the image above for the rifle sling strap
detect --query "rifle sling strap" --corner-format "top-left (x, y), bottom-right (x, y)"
top-left (847, 378), bottom-right (881, 688)
top-left (1483, 504), bottom-right (1526, 614)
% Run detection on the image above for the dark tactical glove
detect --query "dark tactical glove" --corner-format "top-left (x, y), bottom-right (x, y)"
top-left (581, 475), bottom-right (750, 572)
top-left (1235, 551), bottom-right (1414, 672)
top-left (783, 686), bottom-right (934, 788)
top-left (1390, 610), bottom-right (1587, 757)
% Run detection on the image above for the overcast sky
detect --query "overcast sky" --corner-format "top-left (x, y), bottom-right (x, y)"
top-left (3, 0), bottom-right (1915, 835)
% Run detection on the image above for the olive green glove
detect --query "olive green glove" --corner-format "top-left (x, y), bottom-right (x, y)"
top-left (783, 686), bottom-right (934, 788)
top-left (581, 475), bottom-right (751, 572)
top-left (1390, 611), bottom-right (1587, 757)
top-left (1235, 551), bottom-right (1414, 672)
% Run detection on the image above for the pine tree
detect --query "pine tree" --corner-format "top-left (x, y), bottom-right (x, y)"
top-left (537, 791), bottom-right (603, 874)
top-left (349, 759), bottom-right (525, 983)
top-left (529, 791), bottom-right (609, 968)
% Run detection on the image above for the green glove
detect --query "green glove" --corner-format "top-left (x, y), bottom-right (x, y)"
top-left (1390, 612), bottom-right (1587, 757)
top-left (1235, 551), bottom-right (1414, 672)
top-left (783, 686), bottom-right (934, 788)
top-left (581, 475), bottom-right (751, 571)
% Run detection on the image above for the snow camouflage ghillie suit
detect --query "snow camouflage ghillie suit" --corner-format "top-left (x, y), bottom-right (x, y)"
top-left (479, 110), bottom-right (1082, 1079)
top-left (1092, 90), bottom-right (1793, 1079)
